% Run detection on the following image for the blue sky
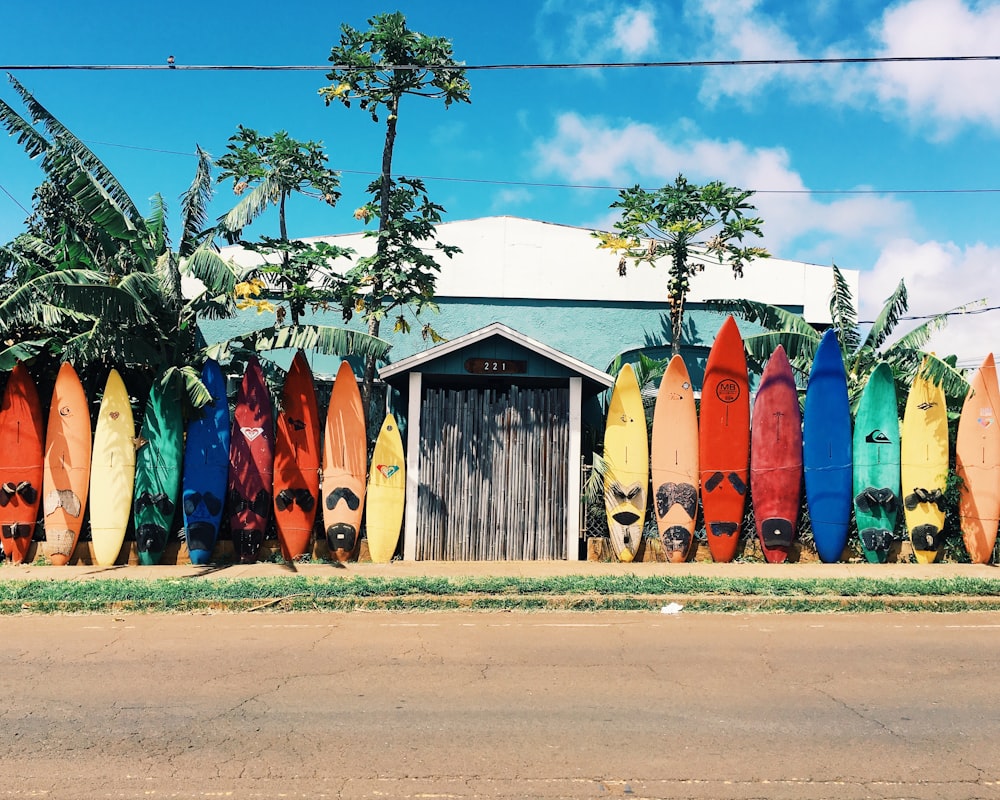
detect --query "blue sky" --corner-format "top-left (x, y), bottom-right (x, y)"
top-left (1, 0), bottom-right (998, 366)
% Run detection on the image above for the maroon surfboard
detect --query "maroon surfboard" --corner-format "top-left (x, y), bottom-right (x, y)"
top-left (750, 346), bottom-right (803, 564)
top-left (227, 356), bottom-right (275, 564)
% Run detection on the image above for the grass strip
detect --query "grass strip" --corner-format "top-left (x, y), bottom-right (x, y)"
top-left (2, 574), bottom-right (1000, 613)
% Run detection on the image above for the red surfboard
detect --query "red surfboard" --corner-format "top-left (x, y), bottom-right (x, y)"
top-left (0, 365), bottom-right (44, 564)
top-left (750, 346), bottom-right (803, 564)
top-left (699, 316), bottom-right (751, 563)
top-left (273, 351), bottom-right (321, 561)
top-left (227, 356), bottom-right (275, 564)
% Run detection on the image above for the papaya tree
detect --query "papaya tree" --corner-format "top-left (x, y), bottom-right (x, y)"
top-left (319, 10), bottom-right (470, 409)
top-left (595, 174), bottom-right (769, 357)
top-left (215, 127), bottom-right (353, 326)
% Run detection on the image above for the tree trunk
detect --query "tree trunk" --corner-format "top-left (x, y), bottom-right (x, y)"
top-left (279, 192), bottom-right (298, 325)
top-left (361, 90), bottom-right (400, 417)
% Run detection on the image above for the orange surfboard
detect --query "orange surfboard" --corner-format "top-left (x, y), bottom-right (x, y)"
top-left (322, 361), bottom-right (367, 562)
top-left (273, 351), bottom-right (321, 561)
top-left (42, 362), bottom-right (92, 565)
top-left (698, 316), bottom-right (751, 563)
top-left (956, 353), bottom-right (1000, 563)
top-left (0, 365), bottom-right (45, 564)
top-left (651, 355), bottom-right (699, 562)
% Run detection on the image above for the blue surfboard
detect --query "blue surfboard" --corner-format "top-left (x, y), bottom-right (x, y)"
top-left (803, 329), bottom-right (853, 563)
top-left (182, 360), bottom-right (231, 565)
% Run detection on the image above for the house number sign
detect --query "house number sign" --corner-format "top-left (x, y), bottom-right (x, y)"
top-left (464, 358), bottom-right (528, 374)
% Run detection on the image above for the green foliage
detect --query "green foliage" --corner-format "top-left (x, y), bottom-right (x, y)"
top-left (595, 174), bottom-right (769, 357)
top-left (3, 574), bottom-right (1000, 614)
top-left (0, 79), bottom-right (389, 409)
top-left (319, 11), bottom-right (469, 409)
top-left (708, 265), bottom-right (974, 409)
top-left (319, 11), bottom-right (471, 120)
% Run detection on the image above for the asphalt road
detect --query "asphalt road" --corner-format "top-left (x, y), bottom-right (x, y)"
top-left (3, 611), bottom-right (1000, 799)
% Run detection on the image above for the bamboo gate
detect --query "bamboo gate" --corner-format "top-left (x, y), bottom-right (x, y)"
top-left (416, 385), bottom-right (569, 560)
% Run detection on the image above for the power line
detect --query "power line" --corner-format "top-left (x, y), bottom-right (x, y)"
top-left (5, 54), bottom-right (1000, 71)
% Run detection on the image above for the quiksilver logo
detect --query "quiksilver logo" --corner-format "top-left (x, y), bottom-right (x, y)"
top-left (866, 430), bottom-right (891, 444)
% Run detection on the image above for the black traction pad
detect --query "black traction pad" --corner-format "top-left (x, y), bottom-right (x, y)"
top-left (656, 482), bottom-right (697, 518)
top-left (860, 527), bottom-right (893, 553)
top-left (136, 522), bottom-right (167, 553)
top-left (234, 528), bottom-right (263, 563)
top-left (709, 521), bottom-right (738, 537)
top-left (761, 518), bottom-right (794, 548)
top-left (904, 488), bottom-right (945, 511)
top-left (1, 522), bottom-right (31, 539)
top-left (326, 522), bottom-right (357, 551)
top-left (662, 525), bottom-right (691, 553)
top-left (855, 487), bottom-right (899, 514)
top-left (911, 523), bottom-right (942, 551)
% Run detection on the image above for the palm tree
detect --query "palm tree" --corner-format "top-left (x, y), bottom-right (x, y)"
top-left (708, 264), bottom-right (973, 408)
top-left (0, 76), bottom-right (389, 404)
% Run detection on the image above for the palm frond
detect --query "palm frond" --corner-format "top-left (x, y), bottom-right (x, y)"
top-left (181, 246), bottom-right (240, 296)
top-left (890, 298), bottom-right (986, 355)
top-left (743, 330), bottom-right (821, 376)
top-left (215, 174), bottom-right (282, 243)
top-left (829, 265), bottom-right (861, 354)
top-left (202, 323), bottom-right (390, 363)
top-left (52, 281), bottom-right (157, 330)
top-left (705, 298), bottom-right (818, 339)
top-left (885, 347), bottom-right (970, 402)
top-left (161, 364), bottom-right (212, 408)
top-left (155, 251), bottom-right (183, 310)
top-left (145, 193), bottom-right (168, 256)
top-left (8, 75), bottom-right (144, 226)
top-left (0, 338), bottom-right (52, 371)
top-left (860, 277), bottom-right (907, 353)
top-left (0, 95), bottom-right (50, 159)
top-left (179, 146), bottom-right (214, 257)
top-left (0, 269), bottom-right (105, 332)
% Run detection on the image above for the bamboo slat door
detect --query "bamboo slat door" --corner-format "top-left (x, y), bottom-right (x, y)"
top-left (416, 386), bottom-right (569, 560)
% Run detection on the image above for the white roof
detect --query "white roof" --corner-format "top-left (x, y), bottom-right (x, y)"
top-left (220, 216), bottom-right (857, 325)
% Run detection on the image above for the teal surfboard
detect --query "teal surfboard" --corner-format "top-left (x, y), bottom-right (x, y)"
top-left (853, 362), bottom-right (901, 563)
top-left (134, 371), bottom-right (184, 565)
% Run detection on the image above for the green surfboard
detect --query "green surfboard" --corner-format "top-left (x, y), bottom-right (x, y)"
top-left (134, 372), bottom-right (184, 565)
top-left (852, 362), bottom-right (901, 563)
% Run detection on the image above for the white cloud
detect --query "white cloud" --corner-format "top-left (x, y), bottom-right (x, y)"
top-left (533, 112), bottom-right (912, 258)
top-left (685, 0), bottom-right (1000, 134)
top-left (863, 238), bottom-right (999, 366)
top-left (535, 0), bottom-right (659, 62)
top-left (612, 6), bottom-right (658, 58)
top-left (872, 0), bottom-right (1000, 134)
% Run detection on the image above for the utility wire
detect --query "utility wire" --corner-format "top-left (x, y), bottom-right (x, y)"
top-left (4, 54), bottom-right (1000, 71)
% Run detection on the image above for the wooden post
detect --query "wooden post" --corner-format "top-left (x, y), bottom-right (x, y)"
top-left (567, 377), bottom-right (582, 561)
top-left (403, 371), bottom-right (422, 562)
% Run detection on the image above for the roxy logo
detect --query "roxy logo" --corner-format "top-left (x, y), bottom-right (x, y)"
top-left (377, 464), bottom-right (400, 479)
top-left (241, 427), bottom-right (264, 441)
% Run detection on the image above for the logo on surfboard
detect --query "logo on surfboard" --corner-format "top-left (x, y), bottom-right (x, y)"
top-left (865, 430), bottom-right (892, 444)
top-left (716, 379), bottom-right (741, 403)
top-left (377, 464), bottom-right (400, 479)
top-left (241, 426), bottom-right (264, 441)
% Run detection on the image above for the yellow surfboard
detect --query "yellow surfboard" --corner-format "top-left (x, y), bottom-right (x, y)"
top-left (603, 363), bottom-right (649, 563)
top-left (366, 414), bottom-right (405, 564)
top-left (89, 369), bottom-right (136, 566)
top-left (900, 364), bottom-right (949, 564)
